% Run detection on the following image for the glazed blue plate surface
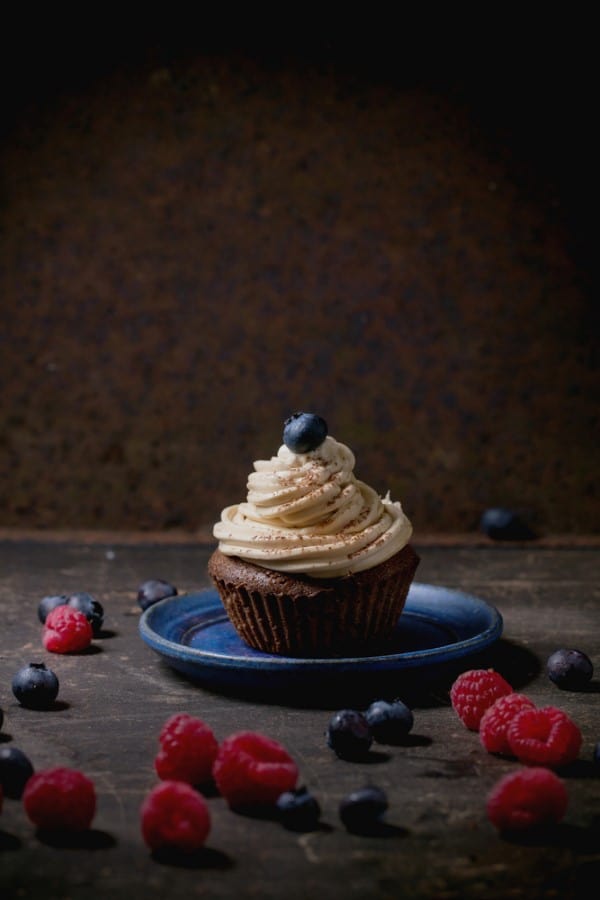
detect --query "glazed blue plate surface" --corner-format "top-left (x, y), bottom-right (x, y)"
top-left (139, 584), bottom-right (503, 703)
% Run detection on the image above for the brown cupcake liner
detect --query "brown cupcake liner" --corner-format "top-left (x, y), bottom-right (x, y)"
top-left (209, 545), bottom-right (420, 658)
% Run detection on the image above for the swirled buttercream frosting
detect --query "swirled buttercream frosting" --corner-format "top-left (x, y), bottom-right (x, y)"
top-left (213, 435), bottom-right (413, 578)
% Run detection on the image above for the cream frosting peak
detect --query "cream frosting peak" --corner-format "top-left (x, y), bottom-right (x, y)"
top-left (213, 435), bottom-right (413, 578)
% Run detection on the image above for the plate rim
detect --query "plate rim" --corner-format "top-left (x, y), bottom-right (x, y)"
top-left (139, 582), bottom-right (503, 672)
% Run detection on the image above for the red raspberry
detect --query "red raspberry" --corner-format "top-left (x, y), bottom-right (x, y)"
top-left (154, 713), bottom-right (219, 785)
top-left (480, 693), bottom-right (537, 755)
top-left (450, 669), bottom-right (513, 731)
top-left (506, 705), bottom-right (582, 768)
top-left (23, 767), bottom-right (96, 830)
top-left (487, 767), bottom-right (568, 831)
top-left (212, 731), bottom-right (299, 808)
top-left (141, 781), bottom-right (211, 852)
top-left (43, 605), bottom-right (93, 653)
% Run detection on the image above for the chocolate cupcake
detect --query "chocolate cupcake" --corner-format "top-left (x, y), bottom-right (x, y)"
top-left (208, 413), bottom-right (419, 657)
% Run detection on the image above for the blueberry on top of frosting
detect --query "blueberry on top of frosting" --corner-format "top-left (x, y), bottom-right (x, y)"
top-left (283, 412), bottom-right (328, 453)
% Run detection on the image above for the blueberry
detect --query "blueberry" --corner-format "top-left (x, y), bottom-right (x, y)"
top-left (547, 648), bottom-right (594, 691)
top-left (283, 412), bottom-right (328, 453)
top-left (137, 578), bottom-right (178, 611)
top-left (67, 591), bottom-right (104, 636)
top-left (12, 662), bottom-right (59, 709)
top-left (593, 742), bottom-right (600, 765)
top-left (38, 594), bottom-right (68, 624)
top-left (365, 699), bottom-right (414, 744)
top-left (479, 507), bottom-right (536, 541)
top-left (0, 746), bottom-right (35, 799)
top-left (327, 709), bottom-right (372, 760)
top-left (339, 785), bottom-right (388, 834)
top-left (276, 786), bottom-right (321, 831)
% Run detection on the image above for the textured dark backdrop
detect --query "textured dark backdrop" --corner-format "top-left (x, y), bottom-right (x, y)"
top-left (0, 21), bottom-right (597, 535)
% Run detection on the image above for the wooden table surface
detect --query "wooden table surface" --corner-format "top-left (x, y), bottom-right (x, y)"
top-left (0, 534), bottom-right (599, 900)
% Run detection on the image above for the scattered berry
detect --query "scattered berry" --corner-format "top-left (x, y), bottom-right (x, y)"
top-left (43, 605), bottom-right (93, 653)
top-left (23, 767), bottom-right (96, 830)
top-left (155, 713), bottom-right (219, 785)
top-left (141, 780), bottom-right (210, 852)
top-left (0, 746), bottom-right (35, 798)
top-left (283, 412), bottom-right (328, 453)
top-left (212, 731), bottom-right (298, 808)
top-left (547, 648), bottom-right (594, 691)
top-left (327, 709), bottom-right (373, 760)
top-left (37, 594), bottom-right (68, 624)
top-left (365, 699), bottom-right (414, 744)
top-left (12, 662), bottom-right (59, 709)
top-left (276, 786), bottom-right (321, 831)
top-left (479, 693), bottom-right (536, 755)
top-left (486, 767), bottom-right (568, 831)
top-left (506, 706), bottom-right (582, 768)
top-left (339, 785), bottom-right (388, 834)
top-left (479, 507), bottom-right (536, 541)
top-left (137, 578), bottom-right (178, 611)
top-left (67, 592), bottom-right (104, 636)
top-left (450, 669), bottom-right (513, 731)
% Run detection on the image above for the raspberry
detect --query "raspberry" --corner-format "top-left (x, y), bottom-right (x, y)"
top-left (23, 767), bottom-right (96, 830)
top-left (140, 781), bottom-right (211, 852)
top-left (43, 605), bottom-right (93, 653)
top-left (212, 731), bottom-right (298, 808)
top-left (486, 767), bottom-right (568, 831)
top-left (450, 669), bottom-right (513, 730)
top-left (506, 706), bottom-right (582, 768)
top-left (479, 693), bottom-right (537, 755)
top-left (154, 713), bottom-right (219, 785)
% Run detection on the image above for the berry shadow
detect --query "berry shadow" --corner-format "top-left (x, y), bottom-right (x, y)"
top-left (0, 732), bottom-right (12, 743)
top-left (554, 680), bottom-right (600, 695)
top-left (76, 644), bottom-right (103, 656)
top-left (229, 805), bottom-right (333, 834)
top-left (556, 758), bottom-right (600, 779)
top-left (374, 733), bottom-right (432, 749)
top-left (96, 628), bottom-right (118, 640)
top-left (501, 817), bottom-right (600, 853)
top-left (343, 821), bottom-right (410, 838)
top-left (0, 829), bottom-right (22, 851)
top-left (151, 845), bottom-right (233, 870)
top-left (16, 700), bottom-right (70, 713)
top-left (36, 828), bottom-right (116, 849)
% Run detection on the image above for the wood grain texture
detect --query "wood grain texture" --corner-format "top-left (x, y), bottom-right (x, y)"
top-left (0, 535), bottom-right (599, 899)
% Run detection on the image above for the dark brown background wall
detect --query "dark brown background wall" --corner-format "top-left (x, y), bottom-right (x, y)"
top-left (1, 21), bottom-right (597, 536)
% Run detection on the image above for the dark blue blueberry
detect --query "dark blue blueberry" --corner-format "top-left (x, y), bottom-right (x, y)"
top-left (479, 507), bottom-right (536, 541)
top-left (593, 742), bottom-right (600, 765)
top-left (327, 709), bottom-right (372, 760)
top-left (0, 746), bottom-right (35, 798)
top-left (137, 578), bottom-right (178, 611)
top-left (339, 785), bottom-right (388, 834)
top-left (12, 662), bottom-right (59, 710)
top-left (276, 786), bottom-right (321, 831)
top-left (67, 592), bottom-right (104, 635)
top-left (547, 648), bottom-right (594, 691)
top-left (365, 699), bottom-right (414, 744)
top-left (283, 412), bottom-right (328, 453)
top-left (38, 594), bottom-right (68, 624)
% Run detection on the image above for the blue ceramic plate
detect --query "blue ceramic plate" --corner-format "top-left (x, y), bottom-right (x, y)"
top-left (139, 584), bottom-right (503, 704)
